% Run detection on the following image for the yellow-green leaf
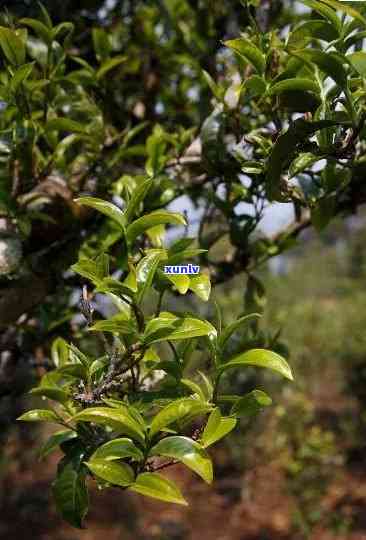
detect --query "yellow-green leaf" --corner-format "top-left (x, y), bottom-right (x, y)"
top-left (150, 436), bottom-right (213, 484)
top-left (219, 348), bottom-right (293, 380)
top-left (129, 472), bottom-right (187, 505)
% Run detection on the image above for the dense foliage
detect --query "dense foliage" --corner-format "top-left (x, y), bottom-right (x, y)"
top-left (0, 0), bottom-right (366, 529)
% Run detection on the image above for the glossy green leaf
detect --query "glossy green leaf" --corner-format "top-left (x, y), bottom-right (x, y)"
top-left (219, 313), bottom-right (261, 349)
top-left (17, 409), bottom-right (60, 423)
top-left (181, 378), bottom-right (206, 400)
top-left (89, 317), bottom-right (134, 335)
top-left (74, 197), bottom-right (126, 228)
top-left (165, 274), bottom-right (190, 294)
top-left (0, 27), bottom-right (26, 65)
top-left (289, 153), bottom-right (321, 178)
top-left (319, 0), bottom-right (366, 27)
top-left (225, 38), bottom-right (266, 74)
top-left (52, 22), bottom-right (74, 42)
top-left (201, 409), bottom-right (237, 448)
top-left (150, 436), bottom-right (213, 484)
top-left (231, 389), bottom-right (272, 418)
top-left (300, 0), bottom-right (341, 33)
top-left (39, 430), bottom-right (77, 460)
top-left (150, 398), bottom-right (210, 437)
top-left (20, 18), bottom-right (52, 45)
top-left (53, 463), bottom-right (88, 529)
top-left (269, 78), bottom-right (319, 96)
top-left (288, 20), bottom-right (339, 46)
top-left (72, 407), bottom-right (145, 444)
top-left (189, 273), bottom-right (211, 301)
top-left (219, 348), bottom-right (293, 380)
top-left (30, 386), bottom-right (69, 404)
top-left (85, 459), bottom-right (134, 486)
top-left (129, 472), bottom-right (187, 505)
top-left (95, 277), bottom-right (136, 298)
top-left (96, 55), bottom-right (127, 80)
top-left (143, 314), bottom-right (217, 344)
top-left (294, 49), bottom-right (347, 88)
top-left (124, 178), bottom-right (153, 222)
top-left (71, 257), bottom-right (102, 283)
top-left (348, 52), bottom-right (366, 78)
top-left (51, 337), bottom-right (69, 367)
top-left (91, 438), bottom-right (144, 462)
top-left (127, 211), bottom-right (186, 244)
top-left (136, 250), bottom-right (164, 304)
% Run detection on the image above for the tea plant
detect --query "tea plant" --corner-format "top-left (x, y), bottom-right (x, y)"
top-left (19, 191), bottom-right (292, 527)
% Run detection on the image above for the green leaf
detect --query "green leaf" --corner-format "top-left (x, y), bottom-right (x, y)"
top-left (289, 153), bottom-right (321, 178)
top-left (89, 317), bottom-right (134, 335)
top-left (347, 52), bottom-right (366, 78)
top-left (136, 250), bottom-right (164, 304)
top-left (219, 313), bottom-right (261, 349)
top-left (51, 337), bottom-right (69, 367)
top-left (20, 18), bottom-right (52, 45)
top-left (72, 408), bottom-right (145, 444)
top-left (71, 257), bottom-right (105, 284)
top-left (300, 0), bottom-right (341, 33)
top-left (30, 386), bottom-right (69, 404)
top-left (224, 38), bottom-right (266, 74)
top-left (10, 62), bottom-right (34, 93)
top-left (219, 348), bottom-right (293, 380)
top-left (0, 27), bottom-right (26, 65)
top-left (180, 378), bottom-right (206, 400)
top-left (46, 118), bottom-right (88, 135)
top-left (150, 398), bottom-right (210, 437)
top-left (127, 211), bottom-right (186, 244)
top-left (39, 430), bottom-right (77, 460)
top-left (92, 27), bottom-right (111, 61)
top-left (53, 463), bottom-right (88, 529)
top-left (17, 409), bottom-right (60, 423)
top-left (96, 55), bottom-right (127, 79)
top-left (288, 20), bottom-right (339, 46)
top-left (165, 274), bottom-right (190, 294)
top-left (37, 2), bottom-right (53, 28)
top-left (85, 459), bottom-right (134, 486)
top-left (95, 277), bottom-right (136, 298)
top-left (124, 178), bottom-right (153, 222)
top-left (294, 49), bottom-right (347, 89)
top-left (268, 78), bottom-right (320, 96)
top-left (244, 75), bottom-right (267, 97)
top-left (91, 438), bottom-right (144, 462)
top-left (201, 409), bottom-right (237, 448)
top-left (143, 314), bottom-right (217, 345)
top-left (319, 0), bottom-right (366, 27)
top-left (202, 69), bottom-right (223, 100)
top-left (189, 273), bottom-right (211, 302)
top-left (52, 22), bottom-right (74, 42)
top-left (129, 472), bottom-right (187, 505)
top-left (150, 436), bottom-right (213, 484)
top-left (231, 390), bottom-right (272, 418)
top-left (74, 197), bottom-right (126, 229)
top-left (266, 119), bottom-right (342, 200)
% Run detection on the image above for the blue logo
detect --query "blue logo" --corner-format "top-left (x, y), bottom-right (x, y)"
top-left (164, 264), bottom-right (200, 275)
